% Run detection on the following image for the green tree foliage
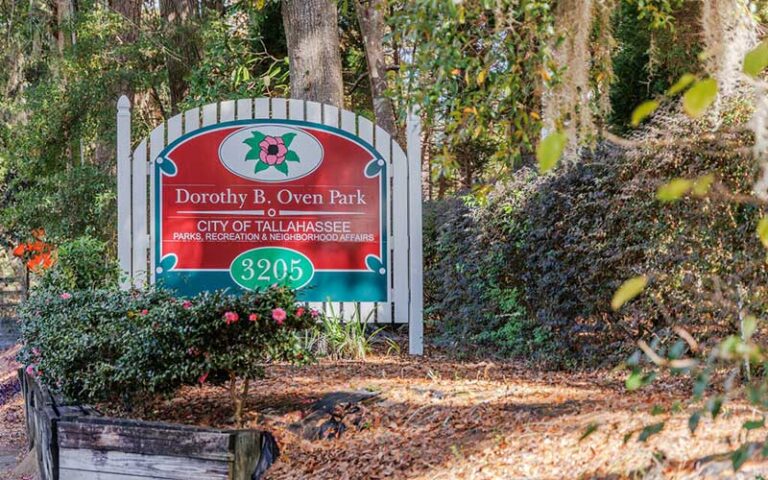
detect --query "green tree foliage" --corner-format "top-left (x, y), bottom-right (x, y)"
top-left (390, 0), bottom-right (556, 177)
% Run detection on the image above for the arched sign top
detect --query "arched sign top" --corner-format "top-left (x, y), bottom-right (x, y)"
top-left (116, 96), bottom-right (425, 354)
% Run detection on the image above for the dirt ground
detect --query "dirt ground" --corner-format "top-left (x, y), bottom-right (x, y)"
top-left (4, 343), bottom-right (768, 479)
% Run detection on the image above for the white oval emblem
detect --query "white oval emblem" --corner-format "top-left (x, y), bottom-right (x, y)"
top-left (219, 125), bottom-right (324, 182)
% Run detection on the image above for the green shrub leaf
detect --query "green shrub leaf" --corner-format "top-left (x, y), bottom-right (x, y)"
top-left (611, 275), bottom-right (648, 311)
top-left (744, 42), bottom-right (768, 78)
top-left (667, 73), bottom-right (696, 95)
top-left (657, 178), bottom-right (693, 202)
top-left (743, 418), bottom-right (765, 431)
top-left (732, 445), bottom-right (750, 471)
top-left (579, 422), bottom-right (599, 442)
top-left (682, 78), bottom-right (718, 118)
top-left (631, 100), bottom-right (659, 127)
top-left (637, 422), bottom-right (664, 442)
top-left (537, 131), bottom-right (567, 173)
top-left (757, 216), bottom-right (768, 248)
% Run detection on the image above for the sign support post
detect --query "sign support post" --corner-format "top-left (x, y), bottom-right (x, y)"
top-left (407, 108), bottom-right (423, 355)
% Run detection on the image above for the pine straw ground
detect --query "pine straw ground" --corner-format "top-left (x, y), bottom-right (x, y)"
top-left (5, 344), bottom-right (768, 479)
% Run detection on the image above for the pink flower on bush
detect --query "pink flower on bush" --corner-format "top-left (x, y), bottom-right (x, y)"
top-left (259, 136), bottom-right (288, 165)
top-left (187, 347), bottom-right (199, 357)
top-left (310, 308), bottom-right (320, 319)
top-left (249, 313), bottom-right (259, 322)
top-left (182, 300), bottom-right (192, 309)
top-left (296, 307), bottom-right (305, 317)
top-left (60, 293), bottom-right (71, 300)
top-left (141, 309), bottom-right (149, 316)
top-left (198, 372), bottom-right (209, 384)
top-left (272, 308), bottom-right (286, 325)
top-left (25, 364), bottom-right (35, 376)
top-left (32, 347), bottom-right (40, 357)
top-left (224, 311), bottom-right (239, 325)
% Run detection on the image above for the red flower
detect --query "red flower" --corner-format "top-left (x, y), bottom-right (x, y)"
top-left (224, 311), bottom-right (239, 325)
top-left (272, 308), bottom-right (286, 325)
top-left (141, 309), bottom-right (149, 316)
top-left (198, 372), bottom-right (209, 384)
top-left (12, 244), bottom-right (26, 257)
top-left (296, 307), bottom-right (305, 317)
top-left (249, 313), bottom-right (259, 322)
top-left (259, 136), bottom-right (288, 165)
top-left (182, 300), bottom-right (193, 309)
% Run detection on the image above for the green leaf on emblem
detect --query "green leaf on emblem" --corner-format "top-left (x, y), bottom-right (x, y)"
top-left (282, 133), bottom-right (297, 147)
top-left (253, 162), bottom-right (269, 174)
top-left (275, 162), bottom-right (289, 175)
top-left (243, 131), bottom-right (267, 150)
top-left (285, 150), bottom-right (300, 162)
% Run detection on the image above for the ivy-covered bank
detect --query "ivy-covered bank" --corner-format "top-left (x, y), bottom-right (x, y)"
top-left (424, 128), bottom-right (763, 366)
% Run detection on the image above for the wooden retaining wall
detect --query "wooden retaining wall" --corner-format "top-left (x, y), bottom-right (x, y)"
top-left (20, 370), bottom-right (273, 480)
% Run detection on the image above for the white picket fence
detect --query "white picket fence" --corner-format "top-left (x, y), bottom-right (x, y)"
top-left (116, 97), bottom-right (423, 354)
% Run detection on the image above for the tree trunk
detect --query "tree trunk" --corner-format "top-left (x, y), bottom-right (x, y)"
top-left (281, 0), bottom-right (344, 108)
top-left (160, 0), bottom-right (200, 114)
top-left (354, 0), bottom-right (398, 136)
top-left (94, 0), bottom-right (142, 167)
top-left (54, 0), bottom-right (74, 53)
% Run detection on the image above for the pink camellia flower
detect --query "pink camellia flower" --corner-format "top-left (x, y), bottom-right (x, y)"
top-left (25, 365), bottom-right (35, 376)
top-left (60, 293), bottom-right (72, 300)
top-left (272, 307), bottom-right (286, 325)
top-left (310, 308), bottom-right (320, 319)
top-left (259, 136), bottom-right (288, 166)
top-left (182, 300), bottom-right (192, 309)
top-left (198, 372), bottom-right (209, 384)
top-left (249, 313), bottom-right (259, 322)
top-left (296, 307), bottom-right (305, 317)
top-left (141, 309), bottom-right (149, 316)
top-left (224, 311), bottom-right (239, 325)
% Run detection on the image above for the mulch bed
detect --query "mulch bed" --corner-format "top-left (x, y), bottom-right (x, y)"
top-left (99, 346), bottom-right (768, 480)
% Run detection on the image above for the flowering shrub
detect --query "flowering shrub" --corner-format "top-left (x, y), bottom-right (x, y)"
top-left (12, 228), bottom-right (55, 273)
top-left (18, 286), bottom-right (318, 425)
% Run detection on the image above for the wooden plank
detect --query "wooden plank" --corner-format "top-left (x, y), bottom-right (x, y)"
top-left (131, 140), bottom-right (148, 288)
top-left (288, 98), bottom-right (304, 120)
top-left (59, 448), bottom-right (230, 480)
top-left (322, 104), bottom-right (339, 128)
top-left (166, 114), bottom-right (182, 144)
top-left (236, 99), bottom-right (253, 120)
top-left (220, 100), bottom-right (235, 122)
top-left (116, 96), bottom-right (132, 289)
top-left (301, 102), bottom-right (324, 318)
top-left (337, 109), bottom-right (359, 319)
top-left (232, 431), bottom-right (261, 480)
top-left (148, 125), bottom-right (165, 284)
top-left (254, 98), bottom-right (270, 119)
top-left (391, 143), bottom-right (409, 324)
top-left (271, 98), bottom-right (287, 119)
top-left (184, 107), bottom-right (200, 133)
top-left (306, 101), bottom-right (322, 124)
top-left (202, 103), bottom-right (217, 127)
top-left (57, 423), bottom-right (232, 463)
top-left (357, 116), bottom-right (378, 323)
top-left (407, 109), bottom-right (424, 355)
top-left (375, 125), bottom-right (392, 324)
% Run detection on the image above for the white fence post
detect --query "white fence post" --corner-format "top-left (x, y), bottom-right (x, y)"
top-left (116, 96), bottom-right (132, 289)
top-left (407, 108), bottom-right (423, 355)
